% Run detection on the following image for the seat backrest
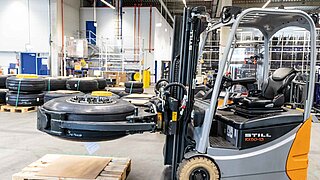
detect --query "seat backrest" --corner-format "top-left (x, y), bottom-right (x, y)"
top-left (261, 68), bottom-right (297, 99)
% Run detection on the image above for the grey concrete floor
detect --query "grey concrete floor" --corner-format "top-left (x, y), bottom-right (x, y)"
top-left (0, 112), bottom-right (319, 180)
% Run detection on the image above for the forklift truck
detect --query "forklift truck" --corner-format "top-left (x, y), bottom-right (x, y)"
top-left (37, 6), bottom-right (317, 180)
top-left (157, 7), bottom-right (317, 180)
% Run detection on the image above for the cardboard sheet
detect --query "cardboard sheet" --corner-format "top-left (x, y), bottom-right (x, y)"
top-left (37, 155), bottom-right (111, 179)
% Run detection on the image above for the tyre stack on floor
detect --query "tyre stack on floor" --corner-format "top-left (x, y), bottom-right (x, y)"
top-left (0, 75), bottom-right (110, 108)
top-left (43, 76), bottom-right (82, 103)
top-left (95, 77), bottom-right (107, 90)
top-left (0, 75), bottom-right (10, 105)
top-left (124, 81), bottom-right (144, 94)
top-left (66, 78), bottom-right (99, 92)
top-left (5, 75), bottom-right (45, 108)
top-left (44, 77), bottom-right (107, 103)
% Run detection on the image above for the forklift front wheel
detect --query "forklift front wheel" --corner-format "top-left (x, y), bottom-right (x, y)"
top-left (177, 156), bottom-right (219, 180)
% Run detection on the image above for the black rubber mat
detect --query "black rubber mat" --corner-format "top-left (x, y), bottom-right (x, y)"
top-left (209, 136), bottom-right (237, 149)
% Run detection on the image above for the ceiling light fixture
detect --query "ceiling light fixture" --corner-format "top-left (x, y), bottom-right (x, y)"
top-left (101, 0), bottom-right (115, 9)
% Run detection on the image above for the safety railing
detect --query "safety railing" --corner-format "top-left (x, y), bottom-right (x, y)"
top-left (87, 30), bottom-right (97, 45)
top-left (234, 0), bottom-right (318, 3)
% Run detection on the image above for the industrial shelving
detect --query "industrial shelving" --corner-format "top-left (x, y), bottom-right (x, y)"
top-left (63, 31), bottom-right (109, 77)
top-left (269, 30), bottom-right (317, 73)
top-left (104, 41), bottom-right (144, 82)
top-left (228, 30), bottom-right (264, 79)
top-left (199, 30), bottom-right (220, 74)
top-left (199, 28), bottom-right (320, 77)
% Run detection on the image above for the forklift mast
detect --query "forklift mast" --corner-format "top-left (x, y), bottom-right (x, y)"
top-left (162, 6), bottom-right (207, 179)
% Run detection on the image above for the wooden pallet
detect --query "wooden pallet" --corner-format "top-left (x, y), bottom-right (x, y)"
top-left (1, 105), bottom-right (37, 113)
top-left (12, 154), bottom-right (131, 180)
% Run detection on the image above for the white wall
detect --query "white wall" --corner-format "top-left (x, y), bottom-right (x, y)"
top-left (0, 0), bottom-right (50, 72)
top-left (0, 0), bottom-right (80, 75)
top-left (64, 0), bottom-right (80, 37)
top-left (80, 7), bottom-right (154, 48)
top-left (80, 7), bottom-right (173, 82)
top-left (0, 0), bottom-right (50, 52)
top-left (153, 9), bottom-right (173, 81)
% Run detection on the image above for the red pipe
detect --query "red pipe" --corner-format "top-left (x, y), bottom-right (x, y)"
top-left (149, 5), bottom-right (152, 53)
top-left (138, 3), bottom-right (140, 62)
top-left (134, 4), bottom-right (136, 61)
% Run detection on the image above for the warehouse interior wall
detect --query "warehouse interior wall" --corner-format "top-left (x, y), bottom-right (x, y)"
top-left (50, 0), bottom-right (80, 76)
top-left (153, 9), bottom-right (173, 82)
top-left (63, 0), bottom-right (80, 37)
top-left (0, 0), bottom-right (50, 72)
top-left (0, 0), bottom-right (80, 75)
top-left (80, 7), bottom-right (173, 82)
top-left (0, 1), bottom-right (170, 78)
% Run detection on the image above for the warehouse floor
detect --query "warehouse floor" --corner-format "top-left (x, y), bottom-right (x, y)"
top-left (0, 112), bottom-right (319, 179)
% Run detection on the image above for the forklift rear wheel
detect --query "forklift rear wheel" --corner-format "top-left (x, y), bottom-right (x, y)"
top-left (177, 156), bottom-right (219, 180)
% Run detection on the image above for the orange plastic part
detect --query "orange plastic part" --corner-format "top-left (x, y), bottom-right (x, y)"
top-left (286, 117), bottom-right (312, 180)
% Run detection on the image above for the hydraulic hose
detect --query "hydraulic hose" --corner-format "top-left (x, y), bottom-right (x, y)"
top-left (164, 82), bottom-right (187, 96)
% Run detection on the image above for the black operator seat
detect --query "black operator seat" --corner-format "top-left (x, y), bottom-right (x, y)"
top-left (235, 68), bottom-right (297, 116)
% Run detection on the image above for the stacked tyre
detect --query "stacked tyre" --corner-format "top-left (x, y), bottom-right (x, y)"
top-left (44, 76), bottom-right (69, 91)
top-left (6, 75), bottom-right (45, 106)
top-left (95, 77), bottom-right (107, 90)
top-left (124, 81), bottom-right (144, 94)
top-left (0, 75), bottom-right (10, 104)
top-left (66, 78), bottom-right (99, 93)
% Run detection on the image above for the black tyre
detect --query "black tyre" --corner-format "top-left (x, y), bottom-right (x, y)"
top-left (6, 76), bottom-right (45, 92)
top-left (44, 77), bottom-right (68, 91)
top-left (43, 96), bottom-right (135, 121)
top-left (96, 78), bottom-right (107, 90)
top-left (37, 95), bottom-right (157, 142)
top-left (6, 91), bottom-right (44, 106)
top-left (125, 81), bottom-right (143, 88)
top-left (44, 90), bottom-right (85, 103)
top-left (66, 78), bottom-right (99, 92)
top-left (0, 89), bottom-right (8, 104)
top-left (118, 91), bottom-right (129, 97)
top-left (177, 157), bottom-right (220, 180)
top-left (125, 87), bottom-right (144, 94)
top-left (109, 88), bottom-right (125, 95)
top-left (0, 75), bottom-right (10, 88)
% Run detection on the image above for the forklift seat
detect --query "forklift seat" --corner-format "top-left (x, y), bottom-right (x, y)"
top-left (236, 68), bottom-right (297, 113)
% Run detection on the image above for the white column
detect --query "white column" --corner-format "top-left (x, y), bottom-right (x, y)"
top-left (49, 0), bottom-right (63, 76)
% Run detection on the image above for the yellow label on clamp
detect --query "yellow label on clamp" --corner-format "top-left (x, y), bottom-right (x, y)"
top-left (157, 112), bottom-right (163, 121)
top-left (91, 91), bottom-right (112, 97)
top-left (172, 112), bottom-right (178, 121)
top-left (16, 74), bottom-right (38, 79)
